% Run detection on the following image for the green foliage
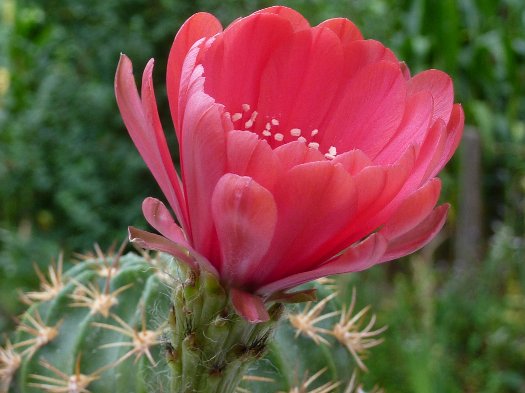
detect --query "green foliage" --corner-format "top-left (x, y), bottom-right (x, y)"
top-left (0, 0), bottom-right (198, 330)
top-left (353, 223), bottom-right (525, 393)
top-left (1, 0), bottom-right (524, 391)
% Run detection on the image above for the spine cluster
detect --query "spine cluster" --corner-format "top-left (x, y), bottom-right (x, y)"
top-left (1, 247), bottom-right (385, 393)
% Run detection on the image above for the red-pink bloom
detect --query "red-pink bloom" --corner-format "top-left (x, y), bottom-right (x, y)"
top-left (115, 6), bottom-right (463, 322)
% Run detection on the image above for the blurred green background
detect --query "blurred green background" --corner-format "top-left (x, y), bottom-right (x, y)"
top-left (0, 0), bottom-right (524, 391)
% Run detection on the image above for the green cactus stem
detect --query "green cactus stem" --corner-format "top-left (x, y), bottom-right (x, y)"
top-left (165, 261), bottom-right (283, 393)
top-left (10, 249), bottom-right (171, 393)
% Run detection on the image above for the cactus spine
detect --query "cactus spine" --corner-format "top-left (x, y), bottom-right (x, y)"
top-left (1, 248), bottom-right (384, 393)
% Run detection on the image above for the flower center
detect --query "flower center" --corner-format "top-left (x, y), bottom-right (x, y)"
top-left (225, 103), bottom-right (338, 160)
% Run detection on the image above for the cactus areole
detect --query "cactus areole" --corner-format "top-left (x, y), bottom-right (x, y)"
top-left (114, 5), bottom-right (464, 392)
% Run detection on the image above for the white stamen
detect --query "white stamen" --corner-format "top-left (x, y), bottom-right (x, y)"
top-left (262, 130), bottom-right (272, 137)
top-left (325, 147), bottom-right (337, 160)
top-left (265, 122), bottom-right (272, 131)
top-left (308, 142), bottom-right (320, 149)
top-left (298, 136), bottom-right (307, 143)
top-left (245, 111), bottom-right (258, 129)
top-left (274, 133), bottom-right (284, 141)
top-left (242, 103), bottom-right (251, 112)
top-left (232, 113), bottom-right (242, 122)
top-left (290, 128), bottom-right (302, 137)
top-left (271, 118), bottom-right (280, 126)
top-left (311, 129), bottom-right (319, 137)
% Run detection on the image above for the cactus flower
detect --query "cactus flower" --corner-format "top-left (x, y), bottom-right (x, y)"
top-left (115, 6), bottom-right (463, 323)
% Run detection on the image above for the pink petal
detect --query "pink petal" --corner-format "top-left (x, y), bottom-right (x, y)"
top-left (128, 226), bottom-right (196, 269)
top-left (315, 147), bottom-right (415, 257)
top-left (400, 61), bottom-right (411, 80)
top-left (230, 288), bottom-right (270, 323)
top-left (226, 131), bottom-right (281, 191)
top-left (430, 104), bottom-right (464, 176)
top-left (274, 141), bottom-right (325, 171)
top-left (258, 233), bottom-right (387, 295)
top-left (115, 55), bottom-right (188, 232)
top-left (180, 88), bottom-right (230, 260)
top-left (167, 12), bottom-right (223, 136)
top-left (352, 148), bottom-right (416, 223)
top-left (254, 6), bottom-right (311, 31)
top-left (128, 226), bottom-right (219, 276)
top-left (380, 204), bottom-right (449, 262)
top-left (421, 121), bottom-right (448, 182)
top-left (142, 197), bottom-right (188, 245)
top-left (320, 61), bottom-right (406, 158)
top-left (332, 149), bottom-right (374, 175)
top-left (374, 91), bottom-right (433, 164)
top-left (317, 18), bottom-right (363, 43)
top-left (202, 13), bottom-right (295, 113)
top-left (211, 174), bottom-right (278, 287)
top-left (408, 69), bottom-right (454, 124)
top-left (176, 40), bottom-right (209, 139)
top-left (258, 162), bottom-right (358, 285)
top-left (380, 178), bottom-right (442, 240)
top-left (255, 27), bottom-right (343, 140)
top-left (403, 119), bottom-right (447, 191)
top-left (342, 40), bottom-right (398, 76)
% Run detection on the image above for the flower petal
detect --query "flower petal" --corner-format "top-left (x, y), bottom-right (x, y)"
top-left (317, 18), bottom-right (363, 43)
top-left (320, 61), bottom-right (406, 158)
top-left (314, 146), bottom-right (416, 257)
top-left (351, 148), bottom-right (416, 224)
top-left (342, 39), bottom-right (398, 76)
top-left (230, 288), bottom-right (270, 323)
top-left (255, 27), bottom-right (343, 142)
top-left (380, 204), bottom-right (449, 262)
top-left (258, 233), bottom-right (387, 295)
top-left (408, 69), bottom-right (454, 124)
top-left (202, 13), bottom-right (295, 113)
top-left (211, 174), bottom-right (277, 286)
top-left (274, 141), bottom-right (325, 171)
top-left (403, 119), bottom-right (447, 191)
top-left (128, 226), bottom-right (196, 269)
top-left (331, 149), bottom-right (373, 175)
top-left (258, 162), bottom-right (357, 285)
top-left (180, 86), bottom-right (230, 259)
top-left (142, 197), bottom-right (188, 245)
top-left (430, 104), bottom-right (464, 176)
top-left (167, 12), bottom-right (223, 136)
top-left (380, 178), bottom-right (441, 240)
top-left (226, 131), bottom-right (281, 191)
top-left (255, 6), bottom-right (310, 31)
top-left (115, 55), bottom-right (188, 231)
top-left (374, 91), bottom-right (433, 164)
top-left (128, 227), bottom-right (219, 276)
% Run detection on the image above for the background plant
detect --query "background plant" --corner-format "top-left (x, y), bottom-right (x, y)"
top-left (1, 0), bottom-right (523, 392)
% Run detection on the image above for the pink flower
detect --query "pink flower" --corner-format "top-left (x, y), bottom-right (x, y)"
top-left (115, 6), bottom-right (463, 322)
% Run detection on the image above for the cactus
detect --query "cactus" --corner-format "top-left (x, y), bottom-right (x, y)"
top-left (1, 246), bottom-right (384, 393)
top-left (240, 283), bottom-right (386, 393)
top-left (5, 245), bottom-right (171, 393)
